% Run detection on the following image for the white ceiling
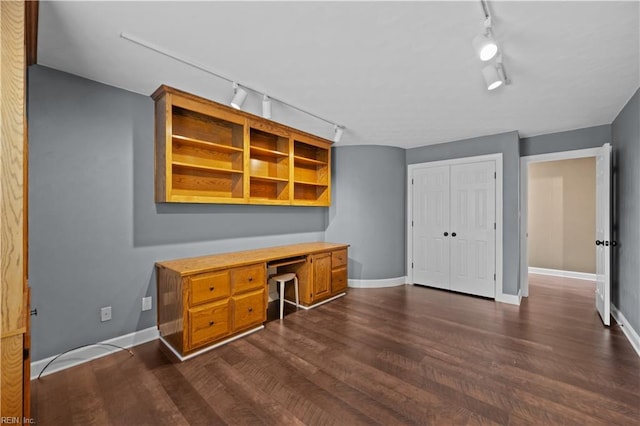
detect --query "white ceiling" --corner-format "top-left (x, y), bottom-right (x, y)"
top-left (37, 1), bottom-right (639, 148)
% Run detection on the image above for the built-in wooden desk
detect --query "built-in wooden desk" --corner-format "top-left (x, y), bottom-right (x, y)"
top-left (156, 242), bottom-right (349, 360)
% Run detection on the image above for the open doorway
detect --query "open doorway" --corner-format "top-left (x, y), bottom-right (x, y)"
top-left (520, 147), bottom-right (603, 299)
top-left (528, 157), bottom-right (596, 279)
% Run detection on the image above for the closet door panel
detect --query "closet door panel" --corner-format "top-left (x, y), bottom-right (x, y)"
top-left (412, 166), bottom-right (450, 289)
top-left (450, 161), bottom-right (496, 298)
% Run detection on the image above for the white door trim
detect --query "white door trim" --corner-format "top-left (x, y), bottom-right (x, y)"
top-left (407, 153), bottom-right (503, 300)
top-left (519, 146), bottom-right (603, 297)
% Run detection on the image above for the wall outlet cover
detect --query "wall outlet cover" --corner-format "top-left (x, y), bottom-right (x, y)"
top-left (100, 306), bottom-right (112, 322)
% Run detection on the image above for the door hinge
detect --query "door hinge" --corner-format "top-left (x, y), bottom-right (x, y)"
top-left (494, 273), bottom-right (496, 281)
top-left (494, 222), bottom-right (496, 230)
top-left (494, 172), bottom-right (496, 179)
top-left (411, 262), bottom-right (414, 269)
top-left (412, 178), bottom-right (414, 184)
top-left (412, 220), bottom-right (414, 227)
top-left (23, 348), bottom-right (29, 360)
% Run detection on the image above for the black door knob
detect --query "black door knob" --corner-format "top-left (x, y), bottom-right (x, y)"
top-left (611, 241), bottom-right (618, 246)
top-left (444, 232), bottom-right (449, 236)
top-left (596, 240), bottom-right (603, 246)
top-left (451, 232), bottom-right (457, 237)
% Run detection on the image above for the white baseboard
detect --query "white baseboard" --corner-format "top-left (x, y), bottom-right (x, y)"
top-left (528, 267), bottom-right (595, 281)
top-left (31, 326), bottom-right (159, 380)
top-left (495, 289), bottom-right (522, 305)
top-left (160, 325), bottom-right (264, 362)
top-left (348, 276), bottom-right (407, 288)
top-left (611, 304), bottom-right (640, 358)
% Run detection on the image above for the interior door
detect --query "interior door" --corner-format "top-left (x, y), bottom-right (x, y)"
top-left (449, 161), bottom-right (496, 298)
top-left (595, 144), bottom-right (611, 326)
top-left (412, 166), bottom-right (450, 289)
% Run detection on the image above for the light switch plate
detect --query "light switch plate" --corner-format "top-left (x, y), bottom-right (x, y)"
top-left (142, 296), bottom-right (152, 311)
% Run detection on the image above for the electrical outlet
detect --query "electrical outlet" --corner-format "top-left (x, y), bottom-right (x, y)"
top-left (100, 306), bottom-right (112, 322)
top-left (142, 296), bottom-right (152, 312)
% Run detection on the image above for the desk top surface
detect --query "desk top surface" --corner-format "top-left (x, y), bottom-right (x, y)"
top-left (156, 242), bottom-right (349, 275)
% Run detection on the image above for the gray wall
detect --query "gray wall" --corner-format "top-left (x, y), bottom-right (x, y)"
top-left (325, 146), bottom-right (406, 280)
top-left (28, 66), bottom-right (326, 360)
top-left (612, 88), bottom-right (640, 334)
top-left (406, 131), bottom-right (521, 296)
top-left (520, 125), bottom-right (611, 157)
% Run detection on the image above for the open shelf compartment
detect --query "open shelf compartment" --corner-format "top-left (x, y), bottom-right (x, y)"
top-left (294, 182), bottom-right (329, 204)
top-left (248, 127), bottom-right (291, 203)
top-left (167, 106), bottom-right (244, 201)
top-left (173, 106), bottom-right (244, 150)
top-left (172, 167), bottom-right (244, 200)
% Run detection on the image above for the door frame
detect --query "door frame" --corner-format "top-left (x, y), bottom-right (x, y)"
top-left (519, 146), bottom-right (602, 297)
top-left (407, 153), bottom-right (503, 300)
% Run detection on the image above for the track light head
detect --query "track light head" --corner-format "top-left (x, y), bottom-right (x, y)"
top-left (261, 95), bottom-right (272, 119)
top-left (230, 83), bottom-right (247, 109)
top-left (482, 63), bottom-right (504, 90)
top-left (333, 125), bottom-right (344, 143)
top-left (472, 32), bottom-right (498, 61)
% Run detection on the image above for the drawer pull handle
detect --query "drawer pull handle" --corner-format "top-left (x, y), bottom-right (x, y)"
top-left (248, 307), bottom-right (253, 312)
top-left (209, 321), bottom-right (215, 326)
top-left (209, 286), bottom-right (215, 291)
top-left (248, 277), bottom-right (253, 282)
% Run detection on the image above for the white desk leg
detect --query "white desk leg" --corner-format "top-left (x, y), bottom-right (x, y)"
top-left (279, 281), bottom-right (285, 319)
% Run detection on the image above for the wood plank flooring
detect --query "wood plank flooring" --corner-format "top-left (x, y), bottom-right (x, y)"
top-left (31, 275), bottom-right (640, 425)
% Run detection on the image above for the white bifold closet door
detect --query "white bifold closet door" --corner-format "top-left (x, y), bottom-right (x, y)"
top-left (413, 166), bottom-right (450, 290)
top-left (412, 161), bottom-right (496, 298)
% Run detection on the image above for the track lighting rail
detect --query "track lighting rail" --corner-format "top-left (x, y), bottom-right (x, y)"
top-left (120, 32), bottom-right (345, 140)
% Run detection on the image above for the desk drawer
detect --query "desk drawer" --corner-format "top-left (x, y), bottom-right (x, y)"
top-left (190, 271), bottom-right (230, 306)
top-left (188, 300), bottom-right (230, 349)
top-left (332, 249), bottom-right (348, 268)
top-left (231, 263), bottom-right (265, 294)
top-left (332, 267), bottom-right (348, 293)
top-left (232, 290), bottom-right (265, 331)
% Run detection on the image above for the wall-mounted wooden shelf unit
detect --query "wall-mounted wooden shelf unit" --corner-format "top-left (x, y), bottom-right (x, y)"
top-left (152, 85), bottom-right (332, 206)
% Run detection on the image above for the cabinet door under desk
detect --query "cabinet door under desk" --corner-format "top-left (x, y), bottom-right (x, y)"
top-left (311, 252), bottom-right (332, 303)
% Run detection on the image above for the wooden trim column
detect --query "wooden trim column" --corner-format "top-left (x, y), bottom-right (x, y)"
top-left (1, 0), bottom-right (28, 419)
top-left (25, 0), bottom-right (37, 66)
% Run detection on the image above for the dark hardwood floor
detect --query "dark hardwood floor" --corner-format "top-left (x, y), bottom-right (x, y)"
top-left (31, 275), bottom-right (640, 425)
